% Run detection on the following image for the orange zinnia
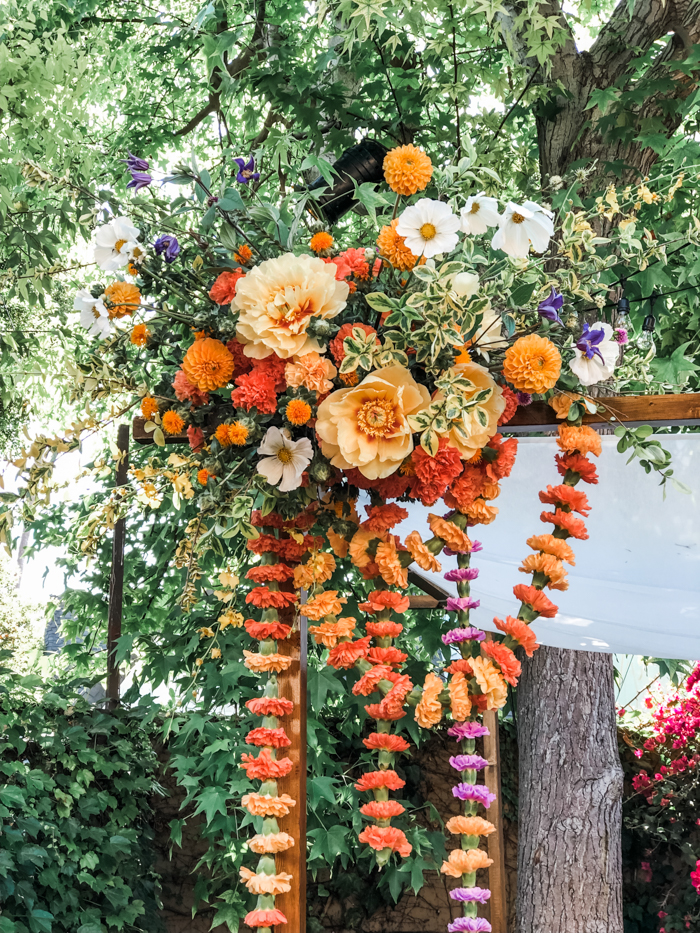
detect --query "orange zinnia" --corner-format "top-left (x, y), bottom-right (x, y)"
top-left (446, 815), bottom-right (496, 837)
top-left (182, 337), bottom-right (235, 391)
top-left (358, 825), bottom-right (412, 857)
top-left (441, 847), bottom-right (493, 877)
top-left (309, 231), bottom-right (334, 253)
top-left (405, 530), bottom-right (441, 572)
top-left (383, 144), bottom-right (433, 196)
top-left (540, 508), bottom-right (589, 540)
top-left (354, 769), bottom-right (406, 792)
top-left (539, 483), bottom-right (590, 515)
top-left (427, 514), bottom-right (472, 553)
top-left (448, 670), bottom-right (472, 721)
top-left (557, 424), bottom-right (602, 457)
top-left (104, 281), bottom-right (141, 318)
top-left (303, 590), bottom-right (346, 621)
top-left (162, 410), bottom-right (185, 435)
top-left (248, 831), bottom-right (295, 853)
top-left (526, 533), bottom-right (576, 565)
top-left (520, 552), bottom-right (569, 590)
top-left (376, 219), bottom-right (417, 271)
top-left (363, 733), bottom-right (411, 752)
top-left (494, 615), bottom-right (541, 657)
top-left (328, 635), bottom-right (371, 669)
top-left (503, 334), bottom-right (561, 393)
top-left (481, 641), bottom-right (522, 687)
top-left (360, 800), bottom-right (406, 819)
top-left (414, 672), bottom-right (444, 728)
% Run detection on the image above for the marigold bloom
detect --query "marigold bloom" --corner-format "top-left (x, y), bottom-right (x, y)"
top-left (182, 337), bottom-right (235, 391)
top-left (141, 397), bottom-right (159, 420)
top-left (358, 825), bottom-right (412, 857)
top-left (427, 514), bottom-right (472, 553)
top-left (304, 590), bottom-right (346, 621)
top-left (242, 792), bottom-right (297, 817)
top-left (511, 585), bottom-right (558, 621)
top-left (520, 552), bottom-right (568, 590)
top-left (363, 733), bottom-right (411, 752)
top-left (228, 421), bottom-right (249, 445)
top-left (446, 815), bottom-right (496, 837)
top-left (365, 620), bottom-right (403, 639)
top-left (209, 268), bottom-right (245, 305)
top-left (376, 538), bottom-right (409, 589)
top-left (197, 468), bottom-right (212, 486)
top-left (245, 696), bottom-right (294, 717)
top-left (248, 831), bottom-right (295, 853)
top-left (310, 231), bottom-right (334, 253)
top-left (359, 590), bottom-right (410, 615)
top-left (328, 635), bottom-right (372, 669)
top-left (234, 244), bottom-right (253, 265)
top-left (244, 908), bottom-right (288, 928)
top-left (246, 564), bottom-right (295, 584)
top-left (360, 800), bottom-right (406, 819)
top-left (104, 281), bottom-right (141, 318)
top-left (526, 533), bottom-right (576, 565)
top-left (245, 726), bottom-right (291, 748)
top-left (448, 671), bottom-right (472, 721)
top-left (308, 616), bottom-right (356, 648)
top-left (557, 423), bottom-right (602, 458)
top-left (503, 334), bottom-right (561, 393)
top-left (215, 423), bottom-right (233, 448)
top-left (367, 646), bottom-right (407, 667)
top-left (377, 218), bottom-right (417, 271)
top-left (539, 483), bottom-right (591, 515)
top-left (239, 748), bottom-right (293, 780)
top-left (555, 451), bottom-right (599, 483)
top-left (162, 410), bottom-right (185, 435)
top-left (441, 847), bottom-right (493, 877)
top-left (363, 503), bottom-right (409, 533)
top-left (240, 866), bottom-right (293, 896)
top-left (355, 769), bottom-right (406, 792)
top-left (415, 672), bottom-right (444, 728)
top-left (130, 323), bottom-right (150, 346)
top-left (243, 650), bottom-right (293, 673)
top-left (481, 641), bottom-right (522, 687)
top-left (540, 509), bottom-right (589, 540)
top-left (471, 656), bottom-right (508, 710)
top-left (383, 144), bottom-right (433, 196)
top-left (283, 398), bottom-right (312, 426)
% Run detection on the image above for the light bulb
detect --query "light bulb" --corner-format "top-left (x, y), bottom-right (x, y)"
top-left (636, 313), bottom-right (656, 360)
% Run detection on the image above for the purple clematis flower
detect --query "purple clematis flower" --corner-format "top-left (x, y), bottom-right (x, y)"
top-left (446, 596), bottom-right (481, 613)
top-left (124, 152), bottom-right (149, 172)
top-left (444, 567), bottom-right (480, 582)
top-left (154, 234), bottom-right (180, 264)
top-left (537, 287), bottom-right (564, 325)
top-left (448, 721), bottom-right (490, 740)
top-left (442, 628), bottom-right (485, 646)
top-left (452, 783), bottom-right (497, 808)
top-left (448, 917), bottom-right (492, 932)
top-left (123, 153), bottom-right (152, 191)
top-left (449, 887), bottom-right (492, 904)
top-left (235, 156), bottom-right (260, 185)
top-left (576, 322), bottom-right (607, 363)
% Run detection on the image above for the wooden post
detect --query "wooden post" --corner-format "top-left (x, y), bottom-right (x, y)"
top-left (106, 424), bottom-right (129, 710)
top-left (274, 611), bottom-right (307, 933)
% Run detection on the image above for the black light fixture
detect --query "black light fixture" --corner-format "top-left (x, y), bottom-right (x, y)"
top-left (636, 291), bottom-right (658, 358)
top-left (615, 279), bottom-right (630, 328)
top-left (308, 138), bottom-right (389, 225)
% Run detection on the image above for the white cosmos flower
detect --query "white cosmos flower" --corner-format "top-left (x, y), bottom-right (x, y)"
top-left (570, 321), bottom-right (618, 387)
top-left (257, 426), bottom-right (313, 492)
top-left (395, 199), bottom-right (461, 259)
top-left (491, 200), bottom-right (554, 259)
top-left (460, 192), bottom-right (501, 235)
top-left (74, 289), bottom-right (112, 339)
top-left (93, 216), bottom-right (140, 271)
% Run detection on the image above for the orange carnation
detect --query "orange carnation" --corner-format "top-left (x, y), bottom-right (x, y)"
top-left (349, 529), bottom-right (378, 569)
top-left (503, 334), bottom-right (561, 393)
top-left (446, 815), bottom-right (496, 837)
top-left (376, 538), bottom-right (408, 589)
top-left (427, 514), bottom-right (472, 553)
top-left (245, 587), bottom-right (298, 609)
top-left (244, 908), bottom-right (287, 928)
top-left (353, 664), bottom-right (394, 697)
top-left (539, 483), bottom-right (590, 515)
top-left (328, 635), bottom-right (371, 669)
top-left (244, 620), bottom-right (292, 641)
top-left (414, 672), bottom-right (444, 728)
top-left (294, 551), bottom-right (336, 589)
top-left (354, 769), bottom-right (406, 792)
top-left (520, 552), bottom-right (569, 590)
top-left (308, 616), bottom-right (356, 648)
top-left (245, 726), bottom-right (291, 748)
top-left (246, 564), bottom-right (295, 583)
top-left (360, 800), bottom-right (406, 819)
top-left (162, 410), bottom-right (185, 435)
top-left (358, 825), bottom-right (412, 857)
top-left (245, 696), bottom-right (294, 717)
top-left (326, 527), bottom-right (350, 558)
top-left (248, 832), bottom-right (295, 853)
top-left (239, 748), bottom-right (293, 780)
top-left (463, 498), bottom-right (499, 526)
top-left (241, 792), bottom-right (296, 817)
top-left (243, 650), bottom-right (293, 673)
top-left (441, 847), bottom-right (493, 877)
top-left (405, 531), bottom-right (441, 572)
top-left (359, 590), bottom-right (410, 614)
top-left (448, 671), bottom-right (472, 721)
top-left (182, 337), bottom-right (235, 391)
top-left (284, 351), bottom-right (337, 395)
top-left (365, 620), bottom-right (403, 639)
top-left (494, 615), bottom-right (540, 657)
top-left (377, 219), bottom-right (417, 271)
top-left (446, 658), bottom-right (473, 676)
top-left (209, 268), bottom-right (244, 305)
top-left (526, 533), bottom-right (576, 565)
top-left (481, 641), bottom-right (522, 687)
top-left (512, 584), bottom-right (558, 619)
top-left (104, 281), bottom-right (141, 318)
top-left (540, 509), bottom-right (589, 540)
top-left (367, 646), bottom-right (407, 667)
top-left (363, 733), bottom-right (411, 752)
top-left (363, 503), bottom-right (409, 533)
top-left (383, 144), bottom-right (433, 196)
top-left (303, 590), bottom-right (346, 621)
top-left (557, 423), bottom-right (602, 457)
top-left (556, 451), bottom-right (599, 484)
top-left (471, 656), bottom-right (508, 710)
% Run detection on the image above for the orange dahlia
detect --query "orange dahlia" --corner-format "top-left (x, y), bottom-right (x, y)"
top-left (441, 847), bottom-right (493, 877)
top-left (358, 825), bottom-right (412, 857)
top-left (520, 552), bottom-right (569, 590)
top-left (383, 144), bottom-right (433, 196)
top-left (310, 231), bottom-right (334, 253)
top-left (104, 281), bottom-right (141, 319)
top-left (182, 337), bottom-right (235, 391)
top-left (377, 219), bottom-right (417, 271)
top-left (446, 815), bottom-right (496, 837)
top-left (503, 334), bottom-right (561, 393)
top-left (512, 584), bottom-right (558, 620)
top-left (130, 323), bottom-right (150, 346)
top-left (494, 614), bottom-right (541, 657)
top-left (526, 533), bottom-right (576, 565)
top-left (141, 397), bottom-right (158, 420)
top-left (557, 424), bottom-right (602, 457)
top-left (162, 410), bottom-right (185, 435)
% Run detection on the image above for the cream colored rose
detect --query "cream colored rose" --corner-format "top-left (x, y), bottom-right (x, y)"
top-left (233, 253), bottom-right (348, 359)
top-left (436, 361), bottom-right (505, 459)
top-left (315, 365), bottom-right (430, 480)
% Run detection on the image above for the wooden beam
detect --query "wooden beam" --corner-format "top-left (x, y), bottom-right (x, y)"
top-left (106, 424), bottom-right (129, 709)
top-left (133, 416), bottom-right (189, 445)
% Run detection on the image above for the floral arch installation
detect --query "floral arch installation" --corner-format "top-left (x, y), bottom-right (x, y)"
top-left (72, 143), bottom-right (697, 933)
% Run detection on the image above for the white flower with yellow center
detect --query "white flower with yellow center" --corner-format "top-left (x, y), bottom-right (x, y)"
top-left (460, 192), bottom-right (501, 235)
top-left (93, 216), bottom-right (140, 271)
top-left (491, 200), bottom-right (554, 259)
top-left (395, 199), bottom-right (461, 259)
top-left (257, 427), bottom-right (313, 492)
top-left (73, 289), bottom-right (112, 339)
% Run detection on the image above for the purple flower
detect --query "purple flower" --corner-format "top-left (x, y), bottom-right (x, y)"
top-left (154, 234), bottom-right (180, 264)
top-left (576, 322), bottom-right (606, 363)
top-left (448, 918), bottom-right (492, 932)
top-left (443, 541), bottom-right (482, 556)
top-left (452, 783), bottom-right (497, 808)
top-left (122, 153), bottom-right (152, 192)
top-left (515, 392), bottom-right (532, 406)
top-left (235, 156), bottom-right (260, 185)
top-left (446, 596), bottom-right (480, 613)
top-left (537, 287), bottom-right (564, 325)
top-left (448, 721), bottom-right (490, 740)
top-left (614, 327), bottom-right (629, 345)
top-left (442, 628), bottom-right (485, 646)
top-left (124, 152), bottom-right (149, 172)
top-left (449, 754), bottom-right (489, 772)
top-left (449, 887), bottom-right (492, 904)
top-left (444, 567), bottom-right (479, 582)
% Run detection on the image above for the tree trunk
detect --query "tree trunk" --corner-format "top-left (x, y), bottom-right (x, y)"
top-left (516, 646), bottom-right (624, 932)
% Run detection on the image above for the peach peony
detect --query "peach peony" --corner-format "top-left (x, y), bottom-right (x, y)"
top-left (182, 337), bottom-right (235, 391)
top-left (446, 815), bottom-right (496, 837)
top-left (285, 351), bottom-right (337, 395)
top-left (248, 832), bottom-right (295, 853)
top-left (436, 362), bottom-right (506, 460)
top-left (503, 334), bottom-right (561, 393)
top-left (316, 365), bottom-right (430, 480)
top-left (441, 847), bottom-right (493, 876)
top-left (233, 253), bottom-right (348, 359)
top-left (471, 656), bottom-right (508, 710)
top-left (415, 672), bottom-right (444, 728)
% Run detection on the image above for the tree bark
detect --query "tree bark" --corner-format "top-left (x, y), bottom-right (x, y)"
top-left (516, 646), bottom-right (624, 933)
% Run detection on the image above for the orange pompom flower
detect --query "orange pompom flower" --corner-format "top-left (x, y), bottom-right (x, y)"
top-left (363, 733), bottom-right (411, 752)
top-left (197, 468), bottom-right (213, 486)
top-left (162, 410), bottom-right (185, 435)
top-left (355, 769), bottom-right (406, 792)
top-left (503, 334), bottom-right (561, 393)
top-left (494, 615), bottom-right (541, 657)
top-left (540, 509), bottom-right (589, 540)
top-left (239, 748), bottom-right (293, 780)
top-left (358, 825), bottom-right (412, 857)
top-left (130, 323), bottom-right (150, 346)
top-left (446, 815), bottom-right (496, 837)
top-left (360, 800), bottom-right (406, 819)
top-left (234, 244), bottom-right (253, 265)
top-left (141, 397), bottom-right (158, 420)
top-left (104, 281), bottom-right (141, 318)
top-left (383, 144), bottom-right (433, 196)
top-left (481, 641), bottom-right (522, 687)
top-left (182, 337), bottom-right (235, 391)
top-left (557, 424), bottom-right (602, 457)
top-left (209, 268), bottom-right (245, 305)
top-left (285, 398), bottom-right (312, 426)
top-left (377, 219), bottom-right (417, 271)
top-left (310, 231), bottom-right (334, 253)
top-left (526, 533), bottom-right (576, 565)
